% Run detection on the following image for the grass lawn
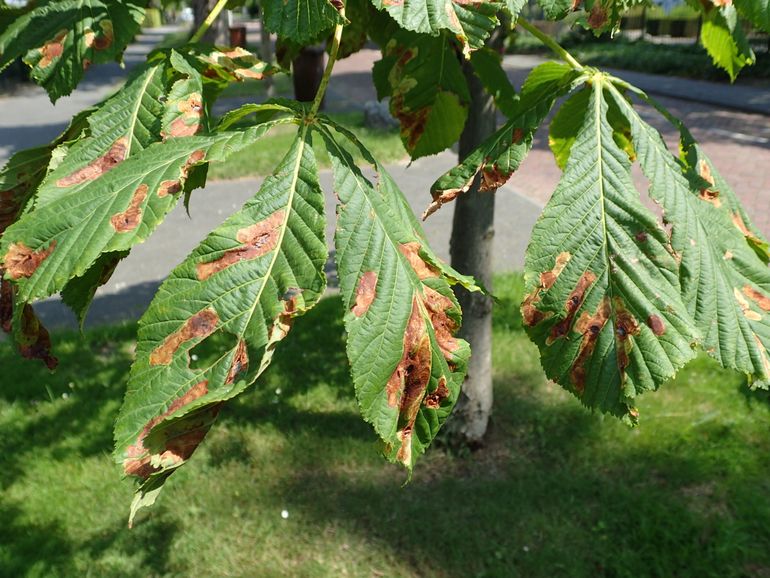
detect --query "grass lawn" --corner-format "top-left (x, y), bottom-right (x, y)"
top-left (2, 274), bottom-right (770, 577)
top-left (207, 111), bottom-right (408, 181)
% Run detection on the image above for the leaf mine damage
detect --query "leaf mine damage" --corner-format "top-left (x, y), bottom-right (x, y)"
top-left (56, 137), bottom-right (129, 187)
top-left (570, 296), bottom-right (611, 392)
top-left (149, 308), bottom-right (219, 366)
top-left (3, 241), bottom-right (57, 280)
top-left (196, 210), bottom-right (285, 280)
top-left (110, 184), bottom-right (148, 232)
top-left (38, 30), bottom-right (68, 69)
top-left (522, 251), bottom-right (571, 327)
top-left (351, 271), bottom-right (377, 317)
top-left (547, 271), bottom-right (597, 344)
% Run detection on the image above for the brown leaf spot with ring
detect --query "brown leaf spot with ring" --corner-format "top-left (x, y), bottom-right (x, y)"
top-left (423, 376), bottom-right (449, 409)
top-left (149, 308), bottom-right (219, 366)
top-left (399, 242), bottom-right (439, 280)
top-left (110, 183), bottom-right (148, 232)
top-left (352, 271), bottom-right (377, 317)
top-left (522, 252), bottom-right (572, 327)
top-left (646, 314), bottom-right (666, 336)
top-left (735, 288), bottom-right (762, 321)
top-left (226, 340), bottom-right (249, 384)
top-left (123, 379), bottom-right (210, 478)
top-left (38, 30), bottom-right (67, 69)
top-left (158, 180), bottom-right (182, 198)
top-left (4, 241), bottom-right (56, 280)
top-left (196, 210), bottom-right (285, 280)
top-left (547, 270), bottom-right (596, 344)
top-left (743, 285), bottom-right (770, 312)
top-left (570, 297), bottom-right (611, 392)
top-left (56, 137), bottom-right (128, 187)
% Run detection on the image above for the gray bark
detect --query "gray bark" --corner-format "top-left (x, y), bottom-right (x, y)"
top-left (446, 47), bottom-right (500, 445)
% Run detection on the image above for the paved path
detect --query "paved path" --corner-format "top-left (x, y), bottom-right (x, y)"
top-left (1, 27), bottom-right (769, 329)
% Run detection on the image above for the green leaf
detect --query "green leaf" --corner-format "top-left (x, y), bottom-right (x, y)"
top-left (427, 62), bottom-right (581, 217)
top-left (469, 47), bottom-right (518, 118)
top-left (549, 86), bottom-right (591, 170)
top-left (734, 0), bottom-right (770, 33)
top-left (700, 4), bottom-right (755, 81)
top-left (0, 146), bottom-right (56, 238)
top-left (263, 0), bottom-right (345, 45)
top-left (316, 120), bottom-right (470, 470)
top-left (373, 31), bottom-right (469, 159)
top-left (369, 0), bottom-right (501, 53)
top-left (608, 85), bottom-right (770, 387)
top-left (0, 0), bottom-right (146, 101)
top-left (522, 79), bottom-right (698, 420)
top-left (536, 0), bottom-right (572, 20)
top-left (0, 116), bottom-right (294, 305)
top-left (114, 126), bottom-right (327, 525)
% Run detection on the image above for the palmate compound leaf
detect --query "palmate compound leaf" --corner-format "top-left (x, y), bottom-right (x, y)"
top-left (522, 77), bottom-right (699, 420)
top-left (315, 118), bottom-right (472, 470)
top-left (0, 0), bottom-right (146, 102)
top-left (114, 125), bottom-right (327, 525)
top-left (373, 30), bottom-right (470, 160)
top-left (606, 84), bottom-right (770, 387)
top-left (426, 61), bottom-right (584, 218)
top-left (369, 0), bottom-right (501, 54)
top-left (0, 113), bottom-right (296, 307)
top-left (263, 0), bottom-right (346, 45)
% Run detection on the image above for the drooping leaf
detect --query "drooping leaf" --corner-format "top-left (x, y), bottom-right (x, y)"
top-left (734, 0), bottom-right (770, 32)
top-left (607, 85), bottom-right (770, 387)
top-left (522, 79), bottom-right (698, 420)
top-left (114, 126), bottom-right (326, 525)
top-left (61, 250), bottom-right (128, 327)
top-left (699, 3), bottom-right (754, 81)
top-left (0, 115), bottom-right (295, 305)
top-left (263, 0), bottom-right (345, 45)
top-left (427, 61), bottom-right (582, 217)
top-left (316, 120), bottom-right (470, 469)
top-left (369, 0), bottom-right (501, 53)
top-left (536, 0), bottom-right (572, 20)
top-left (373, 31), bottom-right (469, 159)
top-left (0, 0), bottom-right (146, 101)
top-left (469, 46), bottom-right (518, 118)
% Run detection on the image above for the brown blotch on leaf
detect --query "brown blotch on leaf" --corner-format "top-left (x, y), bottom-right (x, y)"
top-left (587, 2), bottom-right (608, 28)
top-left (570, 297), bottom-right (611, 392)
top-left (480, 162), bottom-right (513, 192)
top-left (697, 160), bottom-right (721, 207)
top-left (181, 150), bottom-right (206, 179)
top-left (110, 183), bottom-right (148, 232)
top-left (646, 314), bottom-right (666, 336)
top-left (753, 334), bottom-right (770, 377)
top-left (352, 271), bottom-right (378, 317)
top-left (399, 242), bottom-right (439, 280)
top-left (56, 137), bottom-right (128, 187)
top-left (635, 231), bottom-right (648, 243)
top-left (234, 67), bottom-right (264, 80)
top-left (196, 210), bottom-right (285, 280)
top-left (38, 30), bottom-right (67, 68)
top-left (423, 285), bottom-right (459, 360)
top-left (743, 285), bottom-right (770, 312)
top-left (158, 180), bottom-right (182, 198)
top-left (522, 252), bottom-right (572, 327)
top-left (226, 340), bottom-right (249, 384)
top-left (423, 376), bottom-right (449, 409)
top-left (123, 380), bottom-right (211, 478)
top-left (93, 20), bottom-right (114, 50)
top-left (4, 240), bottom-right (56, 280)
top-left (149, 308), bottom-right (220, 366)
top-left (18, 303), bottom-right (58, 370)
top-left (612, 298), bottom-right (641, 374)
top-left (267, 290), bottom-right (300, 346)
top-left (735, 288), bottom-right (762, 321)
top-left (386, 298), bottom-right (430, 409)
top-left (547, 270), bottom-right (596, 344)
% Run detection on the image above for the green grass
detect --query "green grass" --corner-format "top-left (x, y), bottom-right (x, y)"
top-left (2, 274), bottom-right (770, 577)
top-left (207, 111), bottom-right (408, 180)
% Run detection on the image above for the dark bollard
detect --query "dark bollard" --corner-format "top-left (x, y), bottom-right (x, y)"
top-left (292, 45), bottom-right (326, 107)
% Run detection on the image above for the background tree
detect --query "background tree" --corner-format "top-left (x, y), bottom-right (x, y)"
top-left (0, 0), bottom-right (768, 526)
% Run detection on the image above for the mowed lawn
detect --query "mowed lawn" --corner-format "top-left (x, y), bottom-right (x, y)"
top-left (1, 274), bottom-right (770, 577)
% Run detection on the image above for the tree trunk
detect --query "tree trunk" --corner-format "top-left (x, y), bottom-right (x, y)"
top-left (446, 44), bottom-right (500, 446)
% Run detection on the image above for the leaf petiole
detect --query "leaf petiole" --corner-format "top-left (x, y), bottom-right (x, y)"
top-left (516, 17), bottom-right (585, 72)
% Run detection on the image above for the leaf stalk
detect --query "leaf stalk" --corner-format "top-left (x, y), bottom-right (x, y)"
top-left (516, 17), bottom-right (585, 72)
top-left (190, 0), bottom-right (230, 44)
top-left (309, 7), bottom-right (346, 120)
